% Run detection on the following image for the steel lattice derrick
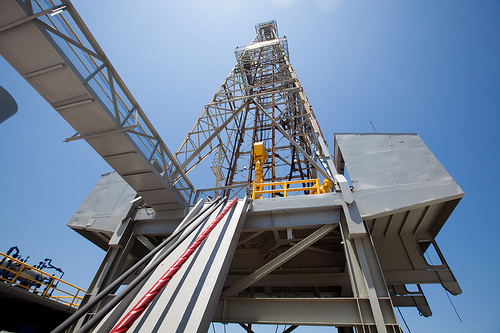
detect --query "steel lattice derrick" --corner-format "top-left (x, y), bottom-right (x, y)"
top-left (175, 21), bottom-right (334, 198)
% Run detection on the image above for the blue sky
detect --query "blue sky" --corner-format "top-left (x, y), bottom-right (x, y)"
top-left (1, 0), bottom-right (499, 332)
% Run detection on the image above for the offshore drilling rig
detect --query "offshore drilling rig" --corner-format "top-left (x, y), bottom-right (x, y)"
top-left (0, 1), bottom-right (463, 332)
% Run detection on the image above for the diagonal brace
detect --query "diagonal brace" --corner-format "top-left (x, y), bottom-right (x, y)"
top-left (173, 99), bottom-right (251, 180)
top-left (221, 223), bottom-right (337, 297)
top-left (0, 5), bottom-right (66, 33)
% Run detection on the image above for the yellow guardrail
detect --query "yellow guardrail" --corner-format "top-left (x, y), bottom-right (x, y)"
top-left (0, 252), bottom-right (85, 309)
top-left (252, 178), bottom-right (321, 199)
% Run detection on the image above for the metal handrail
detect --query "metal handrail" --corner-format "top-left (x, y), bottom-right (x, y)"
top-left (0, 252), bottom-right (85, 309)
top-left (252, 178), bottom-right (321, 199)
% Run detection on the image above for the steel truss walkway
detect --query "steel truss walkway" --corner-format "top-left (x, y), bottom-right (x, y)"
top-left (0, 0), bottom-right (194, 212)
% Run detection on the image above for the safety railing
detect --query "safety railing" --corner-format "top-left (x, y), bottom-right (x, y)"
top-left (252, 178), bottom-right (320, 199)
top-left (0, 252), bottom-right (85, 309)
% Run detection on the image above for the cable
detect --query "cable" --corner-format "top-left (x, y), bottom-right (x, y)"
top-left (397, 307), bottom-right (412, 333)
top-left (424, 252), bottom-right (463, 322)
top-left (445, 289), bottom-right (463, 322)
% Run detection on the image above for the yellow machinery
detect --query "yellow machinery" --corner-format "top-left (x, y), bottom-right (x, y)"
top-left (310, 178), bottom-right (333, 194)
top-left (252, 142), bottom-right (268, 199)
top-left (252, 142), bottom-right (332, 199)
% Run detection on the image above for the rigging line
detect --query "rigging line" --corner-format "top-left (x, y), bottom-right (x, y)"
top-left (212, 322), bottom-right (216, 333)
top-left (397, 307), bottom-right (412, 333)
top-left (424, 252), bottom-right (463, 322)
top-left (445, 289), bottom-right (463, 322)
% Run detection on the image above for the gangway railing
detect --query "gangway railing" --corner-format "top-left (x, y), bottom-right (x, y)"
top-left (0, 0), bottom-right (195, 204)
top-left (0, 252), bottom-right (85, 309)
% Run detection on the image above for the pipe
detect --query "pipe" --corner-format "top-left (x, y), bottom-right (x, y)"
top-left (52, 197), bottom-right (222, 333)
top-left (73, 197), bottom-right (227, 333)
top-left (110, 198), bottom-right (238, 333)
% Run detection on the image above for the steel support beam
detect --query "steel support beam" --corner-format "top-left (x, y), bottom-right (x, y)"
top-left (340, 205), bottom-right (402, 333)
top-left (213, 298), bottom-right (399, 326)
top-left (223, 273), bottom-right (350, 288)
top-left (74, 218), bottom-right (136, 331)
